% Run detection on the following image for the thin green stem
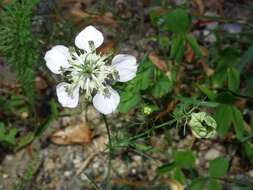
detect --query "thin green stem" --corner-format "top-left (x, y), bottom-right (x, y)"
top-left (102, 114), bottom-right (112, 189)
top-left (128, 119), bottom-right (177, 141)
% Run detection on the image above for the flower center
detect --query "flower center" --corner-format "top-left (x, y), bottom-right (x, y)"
top-left (66, 50), bottom-right (118, 99)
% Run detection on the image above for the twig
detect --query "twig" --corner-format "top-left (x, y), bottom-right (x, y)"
top-left (76, 151), bottom-right (99, 175)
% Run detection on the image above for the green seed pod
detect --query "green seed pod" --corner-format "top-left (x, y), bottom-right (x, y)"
top-left (188, 112), bottom-right (217, 139)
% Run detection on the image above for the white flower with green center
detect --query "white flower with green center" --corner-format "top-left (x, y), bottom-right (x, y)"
top-left (44, 25), bottom-right (138, 115)
top-left (188, 112), bottom-right (217, 139)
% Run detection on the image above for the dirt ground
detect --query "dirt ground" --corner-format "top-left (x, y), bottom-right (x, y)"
top-left (1, 0), bottom-right (253, 189)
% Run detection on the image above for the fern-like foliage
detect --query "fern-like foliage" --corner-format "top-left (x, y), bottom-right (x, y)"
top-left (0, 0), bottom-right (39, 105)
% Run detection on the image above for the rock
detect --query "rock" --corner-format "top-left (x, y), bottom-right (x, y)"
top-left (2, 174), bottom-right (8, 179)
top-left (222, 23), bottom-right (242, 34)
top-left (204, 149), bottom-right (221, 160)
top-left (64, 171), bottom-right (72, 177)
top-left (44, 158), bottom-right (55, 172)
top-left (248, 170), bottom-right (253, 178)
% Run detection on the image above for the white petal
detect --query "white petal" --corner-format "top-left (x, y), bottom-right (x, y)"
top-left (92, 88), bottom-right (120, 115)
top-left (56, 82), bottom-right (79, 108)
top-left (44, 45), bottom-right (71, 74)
top-left (112, 54), bottom-right (138, 82)
top-left (75, 25), bottom-right (104, 52)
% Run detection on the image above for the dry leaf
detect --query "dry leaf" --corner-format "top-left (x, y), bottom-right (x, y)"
top-left (199, 60), bottom-right (214, 77)
top-left (91, 12), bottom-right (119, 28)
top-left (234, 99), bottom-right (246, 110)
top-left (192, 0), bottom-right (205, 14)
top-left (198, 46), bottom-right (214, 76)
top-left (50, 122), bottom-right (92, 145)
top-left (97, 41), bottom-right (115, 54)
top-left (185, 45), bottom-right (195, 63)
top-left (155, 100), bottom-right (177, 120)
top-left (148, 52), bottom-right (170, 75)
top-left (165, 179), bottom-right (184, 190)
top-left (35, 76), bottom-right (48, 92)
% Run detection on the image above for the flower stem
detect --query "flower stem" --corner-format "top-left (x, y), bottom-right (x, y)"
top-left (102, 114), bottom-right (112, 189)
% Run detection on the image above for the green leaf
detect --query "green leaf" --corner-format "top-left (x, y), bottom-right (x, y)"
top-left (151, 75), bottom-right (172, 98)
top-left (174, 150), bottom-right (196, 168)
top-left (214, 105), bottom-right (233, 135)
top-left (170, 34), bottom-right (185, 63)
top-left (156, 162), bottom-right (177, 175)
top-left (0, 122), bottom-right (17, 148)
top-left (172, 168), bottom-right (185, 184)
top-left (162, 9), bottom-right (191, 33)
top-left (207, 179), bottom-right (222, 190)
top-left (130, 59), bottom-right (154, 91)
top-left (243, 142), bottom-right (253, 165)
top-left (231, 107), bottom-right (245, 140)
top-left (213, 48), bottom-right (240, 87)
top-left (15, 132), bottom-right (34, 151)
top-left (189, 179), bottom-right (205, 190)
top-left (198, 85), bottom-right (216, 100)
top-left (215, 105), bottom-right (245, 140)
top-left (118, 92), bottom-right (141, 113)
top-left (239, 44), bottom-right (253, 72)
top-left (215, 92), bottom-right (238, 104)
top-left (208, 157), bottom-right (229, 177)
top-left (227, 67), bottom-right (240, 91)
top-left (186, 34), bottom-right (202, 58)
top-left (175, 96), bottom-right (219, 107)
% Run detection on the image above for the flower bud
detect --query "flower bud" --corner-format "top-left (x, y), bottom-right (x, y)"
top-left (143, 106), bottom-right (152, 115)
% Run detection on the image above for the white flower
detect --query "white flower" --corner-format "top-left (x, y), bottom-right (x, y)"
top-left (44, 25), bottom-right (138, 115)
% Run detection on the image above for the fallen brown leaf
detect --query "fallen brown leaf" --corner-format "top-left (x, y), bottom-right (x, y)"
top-left (155, 100), bottom-right (178, 120)
top-left (199, 46), bottom-right (214, 76)
top-left (199, 60), bottom-right (214, 77)
top-left (192, 0), bottom-right (205, 14)
top-left (185, 45), bottom-right (195, 63)
top-left (97, 41), bottom-right (115, 54)
top-left (148, 52), bottom-right (171, 77)
top-left (50, 122), bottom-right (92, 145)
top-left (35, 76), bottom-right (48, 93)
top-left (164, 179), bottom-right (184, 190)
top-left (70, 6), bottom-right (119, 28)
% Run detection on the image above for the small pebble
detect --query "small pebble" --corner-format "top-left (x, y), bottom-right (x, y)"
top-left (222, 23), bottom-right (242, 34)
top-left (64, 171), bottom-right (71, 177)
top-left (205, 149), bottom-right (221, 160)
top-left (248, 170), bottom-right (253, 178)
